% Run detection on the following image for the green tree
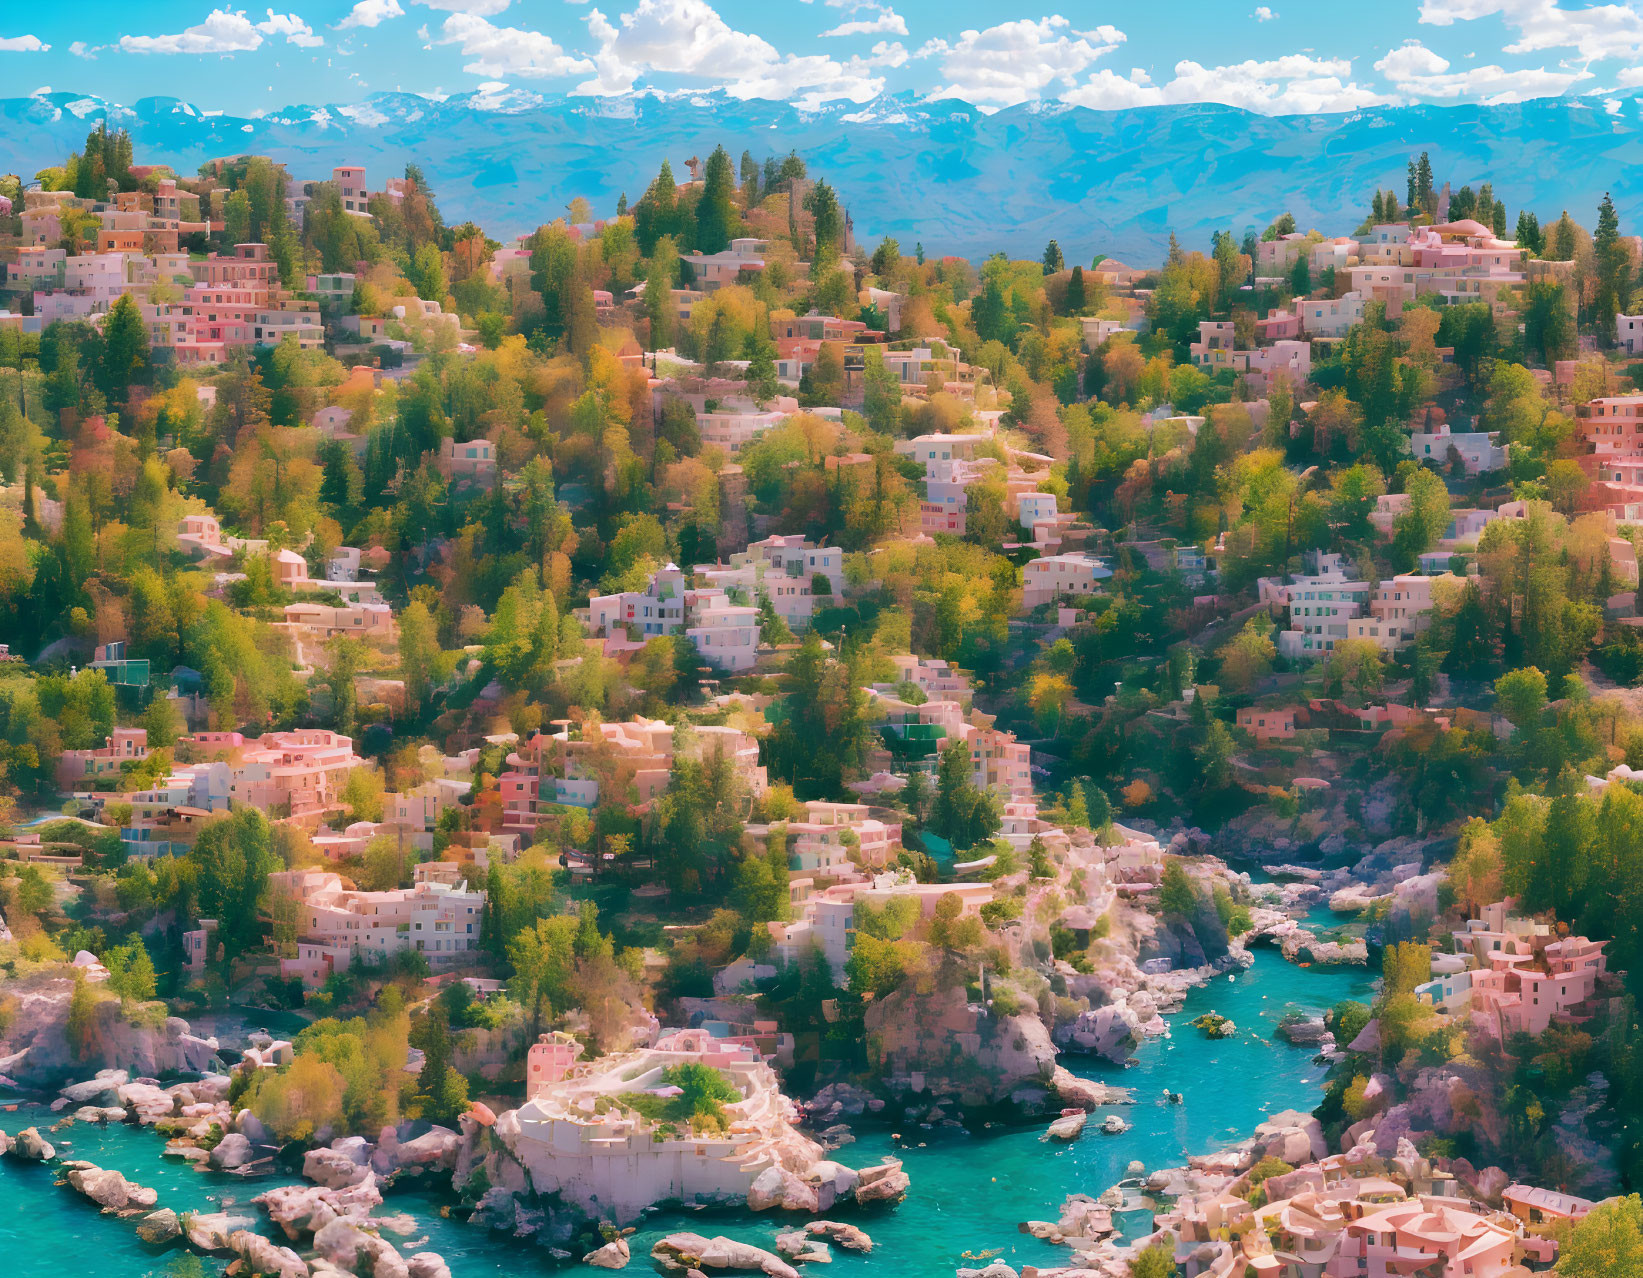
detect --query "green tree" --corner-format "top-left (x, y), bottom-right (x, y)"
top-left (1128, 1242), bottom-right (1176, 1278)
top-left (398, 599), bottom-right (441, 717)
top-left (105, 940), bottom-right (157, 1003)
top-left (1494, 666), bottom-right (1548, 727)
top-left (644, 234), bottom-right (678, 349)
top-left (66, 971), bottom-right (97, 1056)
top-left (805, 181), bottom-right (844, 265)
top-left (190, 808), bottom-right (277, 960)
top-left (412, 1003), bottom-right (470, 1125)
top-left (1158, 858), bottom-right (1197, 916)
top-left (695, 146), bottom-right (740, 255)
top-left (1593, 192), bottom-right (1629, 338)
top-left (1290, 254), bottom-right (1311, 297)
top-left (1389, 466), bottom-right (1451, 570)
top-left (99, 293), bottom-right (150, 401)
top-left (1557, 1195), bottom-right (1643, 1277)
top-left (1064, 264), bottom-right (1087, 316)
top-left (929, 741), bottom-right (1001, 849)
top-left (508, 915), bottom-right (578, 1037)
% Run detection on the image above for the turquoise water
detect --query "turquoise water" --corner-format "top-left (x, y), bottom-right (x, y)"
top-left (0, 950), bottom-right (1371, 1276)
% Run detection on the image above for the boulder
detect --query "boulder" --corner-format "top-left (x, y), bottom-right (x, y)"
top-left (805, 1083), bottom-right (872, 1119)
top-left (1275, 1015), bottom-right (1329, 1046)
top-left (1099, 1115), bottom-right (1129, 1135)
top-left (305, 1145), bottom-right (376, 1189)
top-left (228, 1229), bottom-right (309, 1278)
top-left (774, 1233), bottom-right (830, 1264)
top-left (236, 1109), bottom-right (271, 1144)
top-left (210, 1132), bottom-right (254, 1170)
top-left (257, 1175), bottom-right (383, 1239)
top-left (375, 1125), bottom-right (459, 1175)
top-left (1046, 1111), bottom-right (1087, 1141)
top-left (863, 981), bottom-right (1057, 1103)
top-left (11, 1126), bottom-right (54, 1160)
top-left (853, 1159), bottom-right (909, 1205)
top-left (804, 1222), bottom-right (871, 1253)
top-left (1060, 1005), bottom-right (1141, 1064)
top-left (779, 1175), bottom-right (819, 1213)
top-left (1056, 1194), bottom-right (1114, 1240)
top-left (747, 1167), bottom-right (787, 1212)
top-left (313, 1217), bottom-right (409, 1278)
top-left (651, 1233), bottom-right (800, 1278)
top-left (584, 1237), bottom-right (631, 1269)
top-left (71, 1105), bottom-right (127, 1125)
top-left (406, 1253), bottom-right (453, 1278)
top-left (184, 1212), bottom-right (258, 1252)
top-left (59, 1069), bottom-right (130, 1105)
top-left (1050, 1066), bottom-right (1133, 1111)
top-left (65, 1164), bottom-right (158, 1211)
top-left (1473, 1165), bottom-right (1510, 1203)
top-left (1253, 1110), bottom-right (1327, 1166)
top-left (956, 1265), bottom-right (1018, 1278)
top-left (137, 1208), bottom-right (182, 1243)
top-left (117, 1081), bottom-right (176, 1124)
top-left (799, 1160), bottom-right (859, 1212)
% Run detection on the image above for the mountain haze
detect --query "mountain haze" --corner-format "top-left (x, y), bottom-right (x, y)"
top-left (3, 90), bottom-right (1641, 262)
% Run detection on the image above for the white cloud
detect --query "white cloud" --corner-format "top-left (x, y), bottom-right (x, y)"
top-left (69, 41), bottom-right (96, 58)
top-left (1168, 55), bottom-right (1391, 111)
top-left (1419, 0), bottom-right (1643, 63)
top-left (1060, 67), bottom-right (1162, 109)
top-left (1063, 54), bottom-right (1392, 114)
top-left (821, 7), bottom-right (907, 38)
top-left (918, 16), bottom-right (1126, 108)
top-left (577, 0), bottom-right (883, 103)
top-left (866, 39), bottom-right (906, 68)
top-left (257, 11), bottom-right (324, 46)
top-left (338, 0), bottom-right (406, 29)
top-left (413, 0), bottom-right (512, 14)
top-left (1374, 39), bottom-right (1590, 102)
top-left (117, 8), bottom-right (321, 53)
top-left (0, 34), bottom-right (50, 52)
top-left (1254, 5), bottom-right (1276, 19)
top-left (436, 12), bottom-right (592, 77)
top-left (120, 9), bottom-right (266, 53)
top-left (729, 53), bottom-right (885, 106)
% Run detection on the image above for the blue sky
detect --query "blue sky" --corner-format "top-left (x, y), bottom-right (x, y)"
top-left (4, 0), bottom-right (1643, 116)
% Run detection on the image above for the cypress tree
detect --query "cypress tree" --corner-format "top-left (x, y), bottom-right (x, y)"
top-left (695, 145), bottom-right (739, 255)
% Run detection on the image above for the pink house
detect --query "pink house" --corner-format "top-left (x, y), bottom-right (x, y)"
top-left (273, 864), bottom-right (484, 984)
top-left (230, 729), bottom-right (368, 824)
top-left (526, 1033), bottom-right (586, 1097)
top-left (438, 437), bottom-right (498, 486)
top-left (333, 165), bottom-right (368, 214)
top-left (1237, 706), bottom-right (1298, 742)
top-left (1427, 937), bottom-right (1608, 1041)
top-left (1256, 309), bottom-right (1300, 342)
top-left (57, 727), bottom-right (150, 787)
top-left (1332, 1198), bottom-right (1518, 1277)
top-left (282, 601), bottom-right (396, 639)
top-left (1502, 1183), bottom-right (1593, 1227)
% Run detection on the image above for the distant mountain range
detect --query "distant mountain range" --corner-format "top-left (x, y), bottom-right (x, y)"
top-left (4, 89), bottom-right (1643, 263)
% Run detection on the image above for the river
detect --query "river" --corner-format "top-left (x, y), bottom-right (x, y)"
top-left (0, 948), bottom-right (1371, 1277)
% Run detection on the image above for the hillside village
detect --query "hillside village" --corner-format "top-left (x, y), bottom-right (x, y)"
top-left (3, 134), bottom-right (1643, 1275)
